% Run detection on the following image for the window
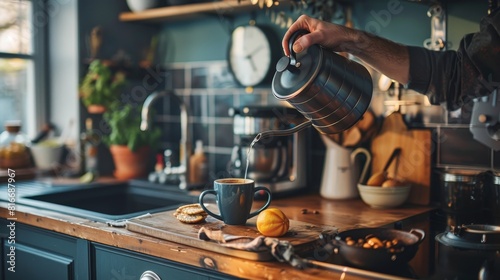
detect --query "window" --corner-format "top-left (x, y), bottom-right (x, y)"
top-left (0, 0), bottom-right (45, 137)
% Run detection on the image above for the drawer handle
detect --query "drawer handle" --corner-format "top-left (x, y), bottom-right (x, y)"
top-left (140, 270), bottom-right (161, 280)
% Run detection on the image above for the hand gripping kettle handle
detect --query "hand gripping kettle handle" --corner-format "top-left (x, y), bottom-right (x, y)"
top-left (288, 29), bottom-right (309, 67)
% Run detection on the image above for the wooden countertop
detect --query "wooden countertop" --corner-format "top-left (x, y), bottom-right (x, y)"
top-left (0, 193), bottom-right (435, 279)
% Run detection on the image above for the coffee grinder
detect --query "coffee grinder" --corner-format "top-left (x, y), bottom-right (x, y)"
top-left (228, 106), bottom-right (309, 197)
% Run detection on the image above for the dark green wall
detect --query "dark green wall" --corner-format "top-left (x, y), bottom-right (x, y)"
top-left (75, 0), bottom-right (490, 71)
top-left (353, 0), bottom-right (430, 47)
top-left (78, 0), bottom-right (159, 65)
top-left (160, 0), bottom-right (489, 63)
top-left (353, 0), bottom-right (487, 49)
top-left (159, 11), bottom-right (289, 63)
top-left (447, 1), bottom-right (488, 50)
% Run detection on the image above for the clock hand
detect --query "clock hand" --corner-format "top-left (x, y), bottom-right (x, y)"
top-left (246, 46), bottom-right (264, 58)
top-left (244, 46), bottom-right (264, 72)
top-left (247, 56), bottom-right (257, 71)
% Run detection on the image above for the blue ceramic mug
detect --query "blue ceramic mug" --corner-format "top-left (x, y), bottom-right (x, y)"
top-left (199, 178), bottom-right (272, 225)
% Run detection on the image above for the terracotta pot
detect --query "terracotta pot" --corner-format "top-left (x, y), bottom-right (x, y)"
top-left (87, 105), bottom-right (107, 114)
top-left (109, 145), bottom-right (150, 180)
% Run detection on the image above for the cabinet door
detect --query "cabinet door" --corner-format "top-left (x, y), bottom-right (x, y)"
top-left (92, 243), bottom-right (232, 280)
top-left (0, 220), bottom-right (90, 280)
top-left (3, 242), bottom-right (74, 280)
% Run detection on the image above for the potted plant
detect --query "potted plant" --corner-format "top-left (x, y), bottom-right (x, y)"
top-left (79, 60), bottom-right (126, 114)
top-left (103, 102), bottom-right (161, 180)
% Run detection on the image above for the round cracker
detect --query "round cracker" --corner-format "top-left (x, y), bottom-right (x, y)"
top-left (175, 212), bottom-right (205, 224)
top-left (174, 203), bottom-right (205, 215)
top-left (180, 206), bottom-right (206, 215)
top-left (177, 203), bottom-right (202, 210)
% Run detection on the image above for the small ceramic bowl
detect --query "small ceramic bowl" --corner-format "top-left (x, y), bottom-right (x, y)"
top-left (358, 183), bottom-right (411, 209)
top-left (30, 140), bottom-right (64, 170)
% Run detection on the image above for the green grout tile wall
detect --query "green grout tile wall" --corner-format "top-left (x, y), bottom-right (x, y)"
top-left (80, 0), bottom-right (495, 192)
top-left (150, 0), bottom-right (495, 193)
top-left (154, 60), bottom-right (288, 185)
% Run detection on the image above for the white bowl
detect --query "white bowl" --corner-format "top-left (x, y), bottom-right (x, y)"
top-left (30, 140), bottom-right (64, 170)
top-left (126, 0), bottom-right (162, 12)
top-left (358, 183), bottom-right (411, 209)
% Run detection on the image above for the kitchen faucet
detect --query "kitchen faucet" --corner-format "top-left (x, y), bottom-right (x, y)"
top-left (140, 90), bottom-right (191, 189)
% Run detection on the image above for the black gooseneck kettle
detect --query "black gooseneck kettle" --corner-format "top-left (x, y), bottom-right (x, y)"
top-left (271, 29), bottom-right (373, 136)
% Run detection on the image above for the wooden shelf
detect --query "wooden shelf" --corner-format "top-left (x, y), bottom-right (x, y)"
top-left (119, 0), bottom-right (258, 22)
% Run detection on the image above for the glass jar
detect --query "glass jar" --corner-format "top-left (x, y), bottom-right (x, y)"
top-left (440, 169), bottom-right (486, 213)
top-left (0, 120), bottom-right (31, 169)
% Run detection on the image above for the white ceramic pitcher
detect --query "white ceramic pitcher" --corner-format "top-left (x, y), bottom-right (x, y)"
top-left (320, 135), bottom-right (371, 199)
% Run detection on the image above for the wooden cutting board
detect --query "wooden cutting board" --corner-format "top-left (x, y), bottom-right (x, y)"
top-left (126, 209), bottom-right (337, 261)
top-left (370, 112), bottom-right (432, 205)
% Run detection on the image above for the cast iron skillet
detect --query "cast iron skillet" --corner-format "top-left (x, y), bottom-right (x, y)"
top-left (332, 227), bottom-right (425, 270)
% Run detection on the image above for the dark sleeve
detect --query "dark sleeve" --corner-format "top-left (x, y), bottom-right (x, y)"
top-left (406, 8), bottom-right (500, 111)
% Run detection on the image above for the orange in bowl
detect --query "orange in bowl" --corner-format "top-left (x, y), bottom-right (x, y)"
top-left (256, 208), bottom-right (290, 237)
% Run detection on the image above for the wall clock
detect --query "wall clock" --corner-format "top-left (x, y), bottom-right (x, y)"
top-left (227, 24), bottom-right (280, 87)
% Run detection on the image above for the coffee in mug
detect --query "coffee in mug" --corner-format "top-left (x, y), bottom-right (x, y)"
top-left (198, 178), bottom-right (272, 225)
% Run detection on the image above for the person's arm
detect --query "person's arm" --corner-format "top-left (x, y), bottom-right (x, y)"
top-left (406, 46), bottom-right (461, 110)
top-left (283, 11), bottom-right (500, 111)
top-left (408, 8), bottom-right (500, 110)
top-left (282, 15), bottom-right (410, 85)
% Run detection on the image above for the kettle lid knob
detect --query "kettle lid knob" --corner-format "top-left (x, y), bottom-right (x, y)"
top-left (276, 56), bottom-right (290, 73)
top-left (276, 56), bottom-right (301, 73)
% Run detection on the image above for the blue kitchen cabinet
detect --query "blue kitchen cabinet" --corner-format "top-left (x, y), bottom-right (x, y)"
top-left (0, 219), bottom-right (236, 280)
top-left (91, 243), bottom-right (233, 280)
top-left (0, 219), bottom-right (90, 280)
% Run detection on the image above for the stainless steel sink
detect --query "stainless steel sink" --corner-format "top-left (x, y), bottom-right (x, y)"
top-left (4, 180), bottom-right (198, 222)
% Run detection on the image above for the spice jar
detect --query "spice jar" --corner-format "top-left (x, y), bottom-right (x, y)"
top-left (0, 120), bottom-right (31, 169)
top-left (440, 169), bottom-right (486, 213)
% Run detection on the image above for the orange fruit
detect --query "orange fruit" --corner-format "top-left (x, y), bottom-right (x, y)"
top-left (256, 208), bottom-right (290, 237)
top-left (381, 178), bottom-right (405, 187)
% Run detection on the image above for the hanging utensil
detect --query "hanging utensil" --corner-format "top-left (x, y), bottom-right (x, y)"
top-left (366, 147), bottom-right (401, 186)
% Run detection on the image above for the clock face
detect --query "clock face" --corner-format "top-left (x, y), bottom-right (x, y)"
top-left (228, 25), bottom-right (273, 87)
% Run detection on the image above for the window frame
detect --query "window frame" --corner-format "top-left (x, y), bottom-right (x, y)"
top-left (0, 0), bottom-right (48, 137)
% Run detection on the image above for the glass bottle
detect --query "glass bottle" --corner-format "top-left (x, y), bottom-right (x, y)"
top-left (80, 118), bottom-right (100, 175)
top-left (0, 120), bottom-right (31, 168)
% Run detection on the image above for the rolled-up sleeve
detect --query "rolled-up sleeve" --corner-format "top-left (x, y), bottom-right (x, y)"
top-left (406, 8), bottom-right (500, 111)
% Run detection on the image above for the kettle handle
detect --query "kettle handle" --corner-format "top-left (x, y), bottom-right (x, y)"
top-left (350, 147), bottom-right (371, 184)
top-left (288, 29), bottom-right (309, 67)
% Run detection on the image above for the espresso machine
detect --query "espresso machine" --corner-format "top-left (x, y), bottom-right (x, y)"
top-left (228, 106), bottom-right (309, 197)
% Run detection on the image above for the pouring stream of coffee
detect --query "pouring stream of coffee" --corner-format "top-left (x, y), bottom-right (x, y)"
top-left (244, 121), bottom-right (313, 180)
